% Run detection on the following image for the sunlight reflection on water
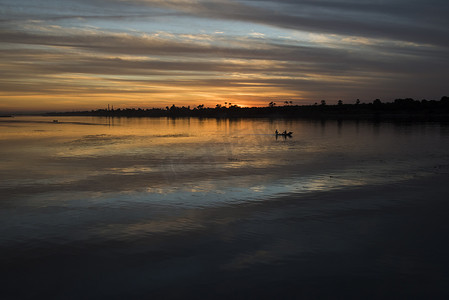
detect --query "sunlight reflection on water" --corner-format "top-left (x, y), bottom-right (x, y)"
top-left (1, 116), bottom-right (448, 204)
top-left (2, 117), bottom-right (449, 298)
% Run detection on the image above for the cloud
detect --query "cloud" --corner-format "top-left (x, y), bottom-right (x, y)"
top-left (3, 0), bottom-right (448, 48)
top-left (1, 26), bottom-right (445, 72)
top-left (110, 0), bottom-right (449, 47)
top-left (1, 0), bottom-right (448, 111)
top-left (1, 25), bottom-right (447, 102)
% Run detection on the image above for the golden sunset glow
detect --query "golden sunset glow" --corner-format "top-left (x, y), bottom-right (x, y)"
top-left (1, 0), bottom-right (448, 112)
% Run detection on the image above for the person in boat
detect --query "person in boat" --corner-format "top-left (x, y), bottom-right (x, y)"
top-left (275, 129), bottom-right (279, 135)
top-left (283, 130), bottom-right (287, 135)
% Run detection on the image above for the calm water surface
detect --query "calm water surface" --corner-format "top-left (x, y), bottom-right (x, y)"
top-left (1, 116), bottom-right (449, 299)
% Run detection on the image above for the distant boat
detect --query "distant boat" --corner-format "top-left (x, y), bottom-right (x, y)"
top-left (275, 131), bottom-right (293, 137)
top-left (53, 120), bottom-right (59, 123)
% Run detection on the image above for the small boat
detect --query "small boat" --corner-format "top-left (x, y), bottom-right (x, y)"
top-left (53, 120), bottom-right (59, 123)
top-left (275, 131), bottom-right (292, 137)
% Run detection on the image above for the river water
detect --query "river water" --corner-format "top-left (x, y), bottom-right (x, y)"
top-left (1, 116), bottom-right (449, 299)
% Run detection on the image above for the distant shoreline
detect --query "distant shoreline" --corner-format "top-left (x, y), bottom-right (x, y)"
top-left (42, 96), bottom-right (449, 121)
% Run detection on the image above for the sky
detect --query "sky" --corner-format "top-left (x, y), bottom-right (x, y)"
top-left (1, 0), bottom-right (448, 112)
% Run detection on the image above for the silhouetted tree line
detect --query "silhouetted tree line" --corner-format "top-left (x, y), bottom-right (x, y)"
top-left (45, 96), bottom-right (449, 120)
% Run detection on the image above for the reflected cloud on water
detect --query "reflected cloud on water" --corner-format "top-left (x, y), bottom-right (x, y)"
top-left (2, 116), bottom-right (449, 281)
top-left (2, 116), bottom-right (447, 203)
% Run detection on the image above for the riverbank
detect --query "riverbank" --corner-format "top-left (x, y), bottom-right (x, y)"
top-left (42, 97), bottom-right (449, 120)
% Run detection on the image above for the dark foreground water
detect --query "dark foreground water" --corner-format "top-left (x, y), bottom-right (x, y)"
top-left (1, 116), bottom-right (449, 299)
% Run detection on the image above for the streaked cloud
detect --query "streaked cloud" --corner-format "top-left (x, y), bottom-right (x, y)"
top-left (1, 0), bottom-right (448, 112)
